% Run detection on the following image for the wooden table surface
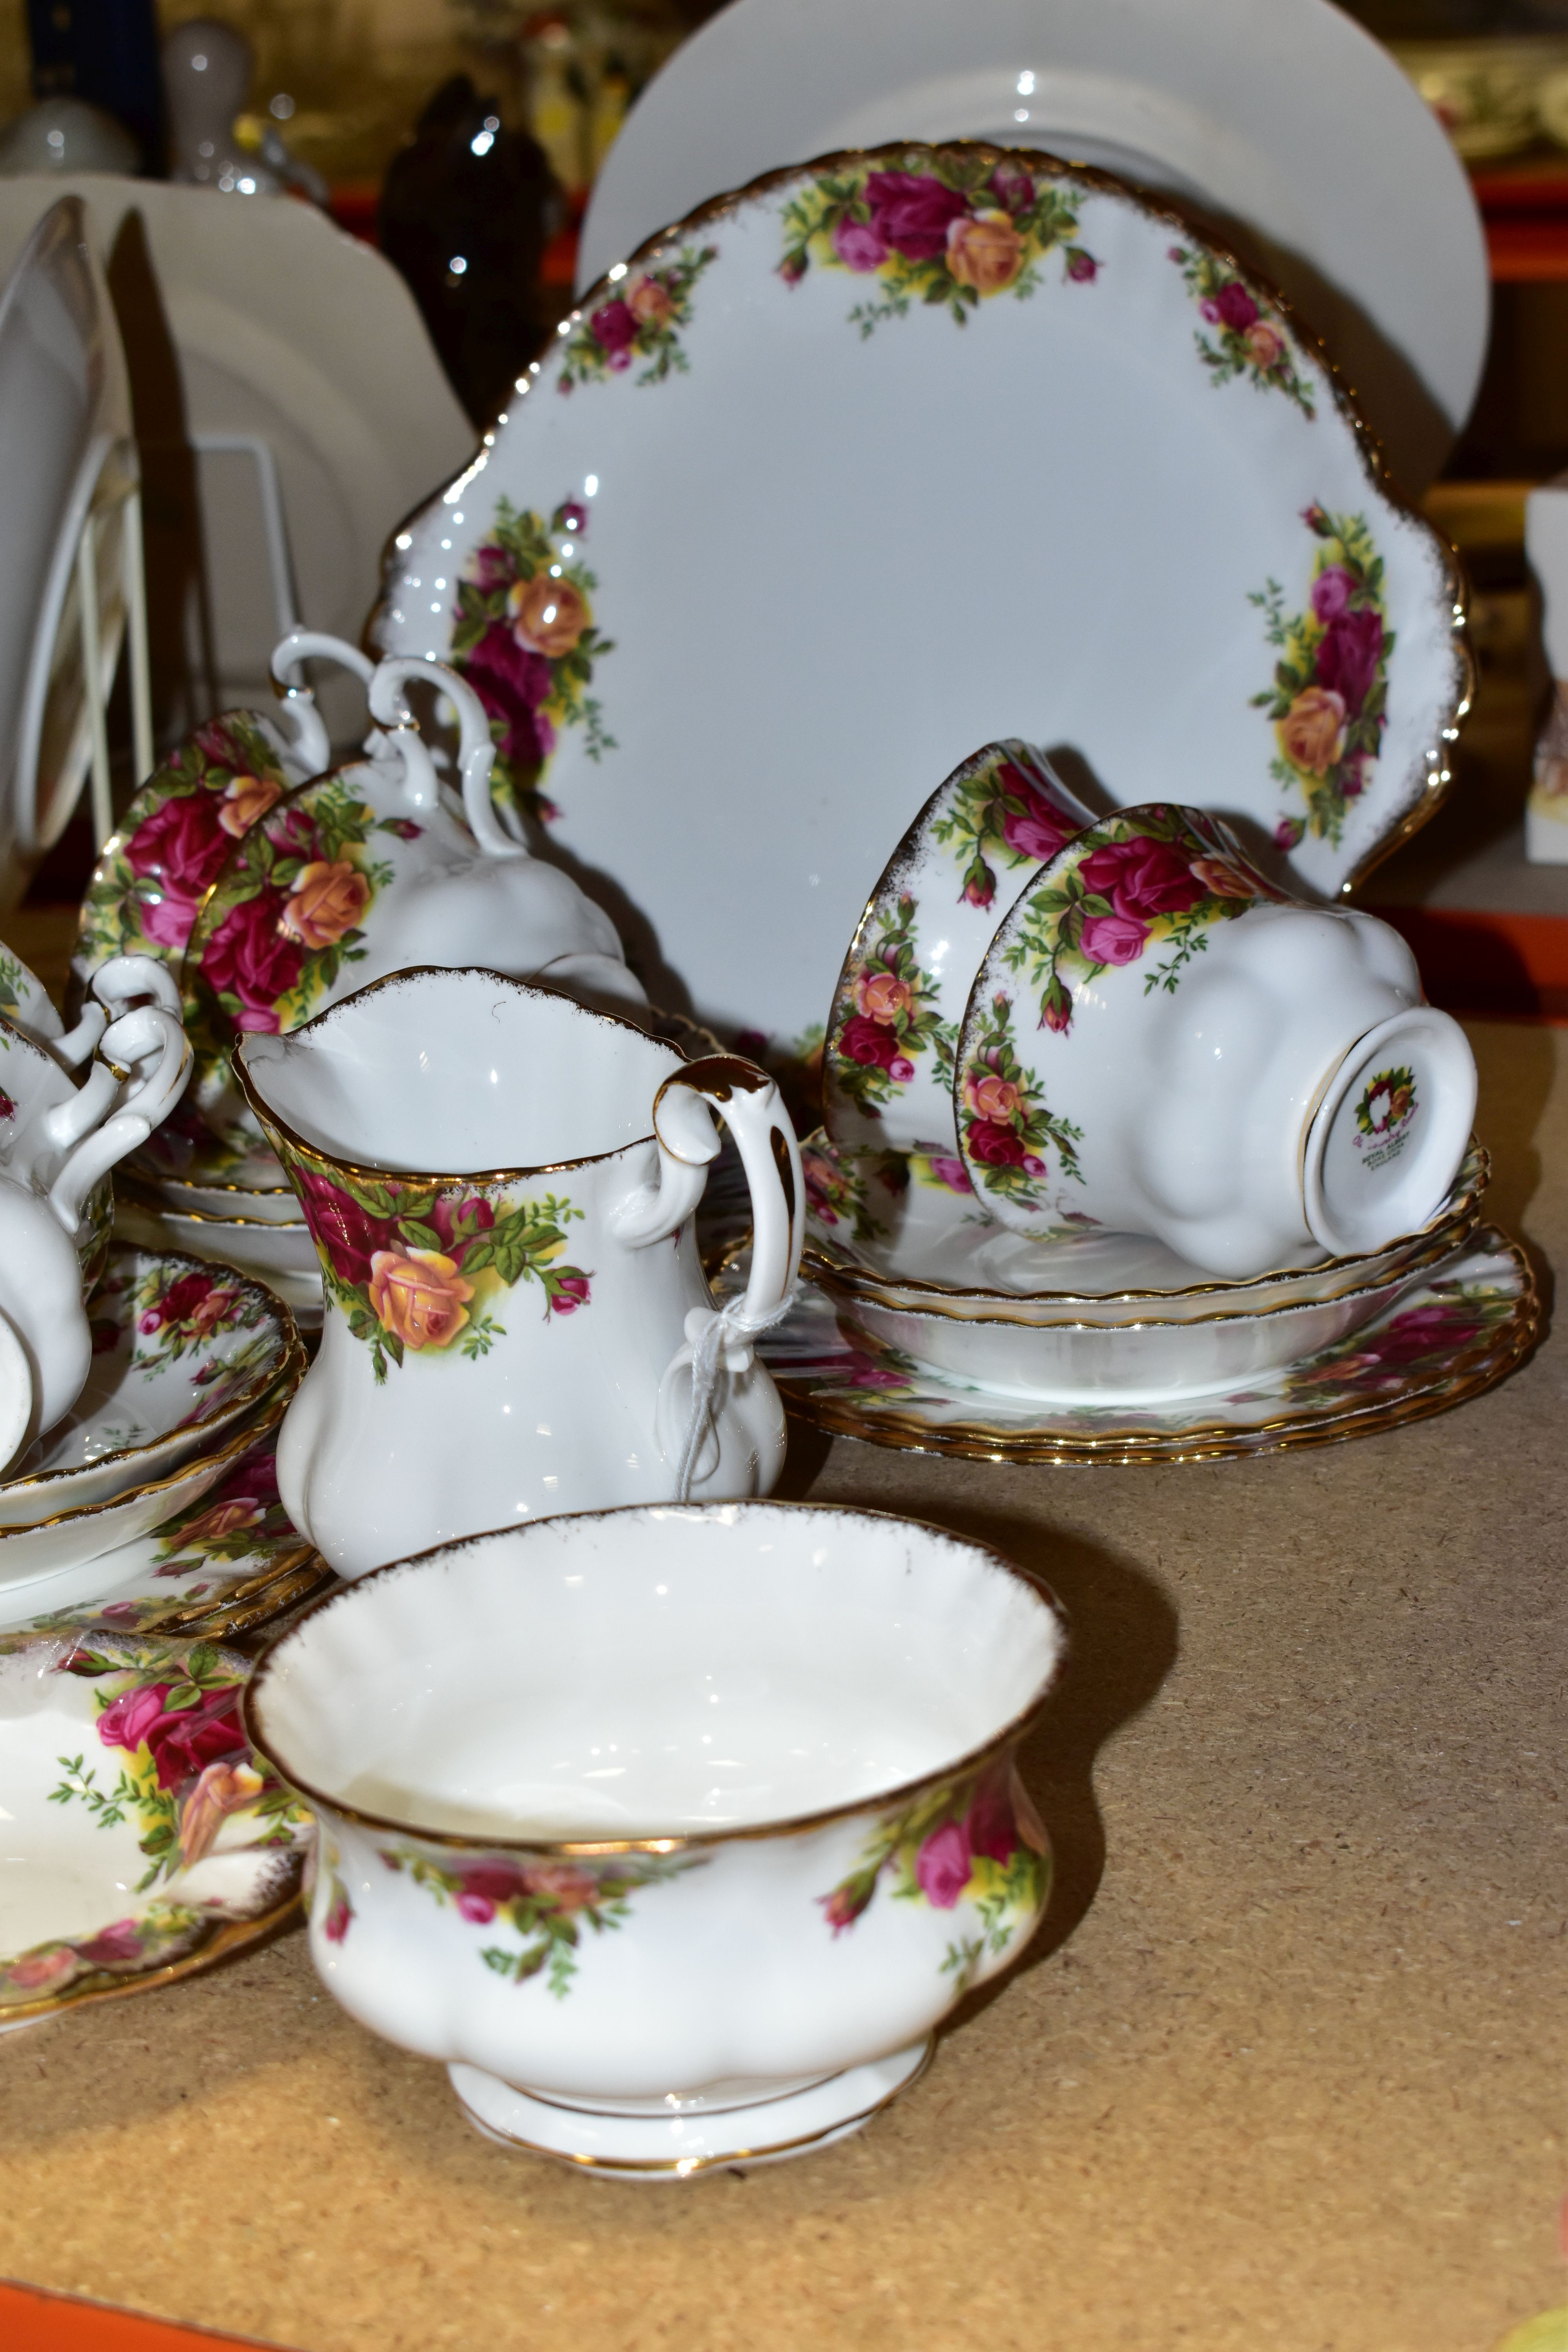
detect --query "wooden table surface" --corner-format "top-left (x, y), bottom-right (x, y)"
top-left (0, 973), bottom-right (1563, 2352)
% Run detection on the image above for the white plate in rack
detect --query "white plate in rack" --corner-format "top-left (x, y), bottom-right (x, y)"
top-left (375, 144), bottom-right (1468, 1075)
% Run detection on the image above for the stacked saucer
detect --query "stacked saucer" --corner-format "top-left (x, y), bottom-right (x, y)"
top-left (0, 1241), bottom-right (303, 1597)
top-left (114, 1120), bottom-right (322, 1326)
top-left (801, 1131), bottom-right (1492, 1407)
top-left (748, 1223), bottom-right (1536, 1464)
top-left (780, 754), bottom-right (1532, 1449)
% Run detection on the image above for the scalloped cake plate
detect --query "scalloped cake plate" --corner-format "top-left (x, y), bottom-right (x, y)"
top-left (0, 1245), bottom-right (300, 1530)
top-left (376, 143), bottom-right (1468, 1077)
top-left (743, 1229), bottom-right (1536, 1461)
top-left (0, 1628), bottom-right (312, 2025)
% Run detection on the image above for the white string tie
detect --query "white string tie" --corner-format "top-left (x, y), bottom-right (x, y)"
top-left (675, 1287), bottom-right (796, 1504)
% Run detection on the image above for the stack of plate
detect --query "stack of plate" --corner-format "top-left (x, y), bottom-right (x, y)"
top-left (743, 1149), bottom-right (1536, 1462)
top-left (115, 1127), bottom-right (321, 1327)
top-left (800, 1133), bottom-right (1491, 1405)
top-left (0, 1240), bottom-right (305, 1613)
top-left (753, 1227), bottom-right (1537, 1463)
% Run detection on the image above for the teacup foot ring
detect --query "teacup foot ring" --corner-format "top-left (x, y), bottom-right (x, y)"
top-left (447, 2038), bottom-right (933, 2179)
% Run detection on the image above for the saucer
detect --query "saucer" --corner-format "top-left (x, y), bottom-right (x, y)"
top-left (0, 1246), bottom-right (300, 1530)
top-left (449, 2037), bottom-right (932, 2178)
top-left (113, 1191), bottom-right (322, 1327)
top-left (0, 1628), bottom-right (312, 2024)
top-left (0, 1437), bottom-right (328, 1644)
top-left (0, 1380), bottom-right (291, 1588)
top-left (747, 1229), bottom-right (1537, 1462)
top-left (129, 1116), bottom-right (302, 1223)
top-left (824, 1251), bottom-right (1456, 1407)
top-left (376, 142), bottom-right (1469, 1081)
top-left (130, 1108), bottom-right (294, 1200)
top-left (802, 1131), bottom-right (1489, 1321)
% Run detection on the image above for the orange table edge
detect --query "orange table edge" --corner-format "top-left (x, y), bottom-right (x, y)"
top-left (0, 2278), bottom-right (281, 2350)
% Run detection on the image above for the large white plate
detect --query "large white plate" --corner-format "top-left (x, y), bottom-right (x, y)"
top-left (579, 0), bottom-right (1488, 492)
top-left (376, 145), bottom-right (1468, 1072)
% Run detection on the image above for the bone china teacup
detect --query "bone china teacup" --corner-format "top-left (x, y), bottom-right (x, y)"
top-left (234, 968), bottom-right (804, 1580)
top-left (958, 804), bottom-right (1479, 1278)
top-left (243, 1501), bottom-right (1066, 2175)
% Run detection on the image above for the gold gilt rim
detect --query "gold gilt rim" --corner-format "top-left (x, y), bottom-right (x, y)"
top-left (132, 1163), bottom-right (297, 1204)
top-left (778, 1318), bottom-right (1534, 1465)
top-left (178, 1558), bottom-right (336, 1641)
top-left (369, 139), bottom-right (1474, 896)
top-left (806, 1208), bottom-right (1481, 1336)
top-left (0, 1249), bottom-right (303, 1503)
top-left (231, 964), bottom-right (695, 1189)
top-left (458, 2038), bottom-right (935, 2174)
top-left (242, 1497), bottom-right (1066, 1860)
top-left (116, 1174), bottom-right (307, 1232)
top-left (802, 1136), bottom-right (1490, 1317)
top-left (0, 1893), bottom-right (303, 2026)
top-left (0, 1378), bottom-right (293, 1550)
top-left (123, 1543), bottom-right (328, 1641)
top-left (772, 1235), bottom-right (1539, 1465)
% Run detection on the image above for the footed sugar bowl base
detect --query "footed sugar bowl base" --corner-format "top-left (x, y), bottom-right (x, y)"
top-left (244, 1501), bottom-right (1065, 2177)
top-left (448, 2040), bottom-right (933, 2178)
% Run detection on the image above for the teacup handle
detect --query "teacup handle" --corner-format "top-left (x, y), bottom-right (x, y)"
top-left (368, 655), bottom-right (526, 862)
top-left (269, 628), bottom-right (376, 775)
top-left (44, 1004), bottom-right (193, 1235)
top-left (50, 952), bottom-right (183, 1071)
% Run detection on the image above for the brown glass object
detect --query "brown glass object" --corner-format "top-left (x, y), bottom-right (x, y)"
top-left (378, 74), bottom-right (557, 429)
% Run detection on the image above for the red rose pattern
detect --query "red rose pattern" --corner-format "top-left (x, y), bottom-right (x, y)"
top-left (862, 169), bottom-right (971, 261)
top-left (1314, 606), bottom-right (1385, 717)
top-left (199, 889), bottom-right (305, 1032)
top-left (296, 1168), bottom-right (401, 1291)
top-left (123, 789), bottom-right (234, 951)
top-left (97, 1677), bottom-right (249, 1791)
top-left (1076, 836), bottom-right (1207, 922)
top-left (461, 622), bottom-right (557, 775)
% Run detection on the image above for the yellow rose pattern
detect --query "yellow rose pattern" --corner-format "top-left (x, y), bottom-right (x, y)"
top-left (270, 1143), bottom-right (592, 1385)
top-left (450, 495), bottom-right (615, 827)
top-left (1250, 506), bottom-right (1394, 850)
